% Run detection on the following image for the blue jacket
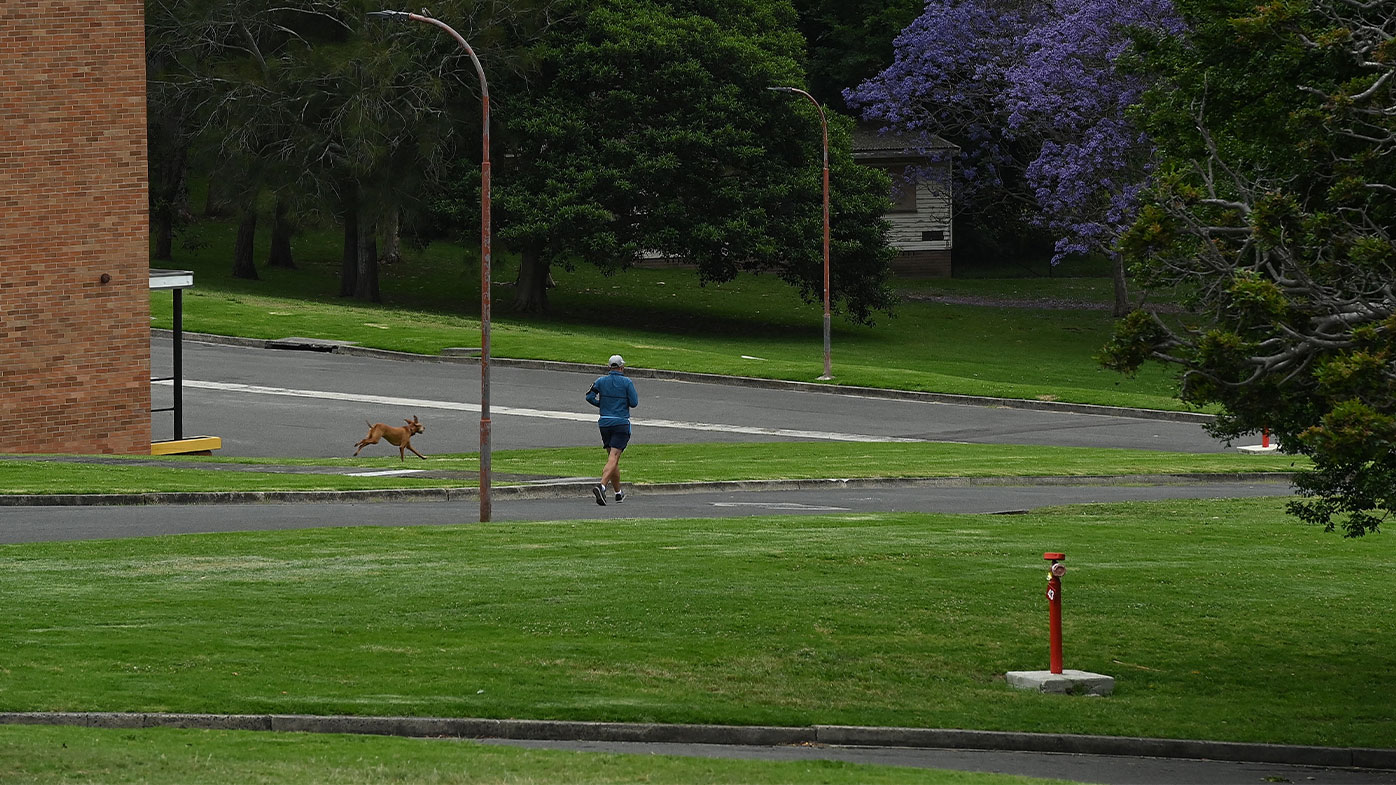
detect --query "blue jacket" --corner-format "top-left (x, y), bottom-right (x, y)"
top-left (586, 371), bottom-right (638, 427)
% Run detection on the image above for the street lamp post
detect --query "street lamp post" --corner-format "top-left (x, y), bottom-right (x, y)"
top-left (368, 10), bottom-right (493, 521)
top-left (768, 86), bottom-right (831, 380)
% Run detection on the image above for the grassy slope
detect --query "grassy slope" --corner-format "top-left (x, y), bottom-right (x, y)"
top-left (151, 220), bottom-right (1189, 410)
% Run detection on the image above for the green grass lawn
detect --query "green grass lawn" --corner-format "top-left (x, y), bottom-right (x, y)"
top-left (1, 498), bottom-right (1390, 750)
top-left (151, 220), bottom-right (1191, 410)
top-left (0, 442), bottom-right (1305, 494)
top-left (0, 725), bottom-right (1064, 785)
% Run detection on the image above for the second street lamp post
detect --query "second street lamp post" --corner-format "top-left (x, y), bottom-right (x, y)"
top-left (768, 85), bottom-right (832, 380)
top-left (367, 10), bottom-right (493, 521)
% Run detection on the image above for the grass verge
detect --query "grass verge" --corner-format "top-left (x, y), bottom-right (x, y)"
top-left (0, 442), bottom-right (1306, 494)
top-left (1, 498), bottom-right (1390, 749)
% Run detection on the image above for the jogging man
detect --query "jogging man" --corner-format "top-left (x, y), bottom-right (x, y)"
top-left (585, 354), bottom-right (639, 505)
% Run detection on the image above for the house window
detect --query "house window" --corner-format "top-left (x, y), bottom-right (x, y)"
top-left (885, 168), bottom-right (917, 213)
top-left (922, 230), bottom-right (945, 242)
top-left (890, 184), bottom-right (918, 213)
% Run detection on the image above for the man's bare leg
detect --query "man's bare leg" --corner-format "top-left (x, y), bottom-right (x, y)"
top-left (601, 447), bottom-right (623, 493)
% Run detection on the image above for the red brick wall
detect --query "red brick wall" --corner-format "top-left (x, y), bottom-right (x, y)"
top-left (0, 0), bottom-right (151, 454)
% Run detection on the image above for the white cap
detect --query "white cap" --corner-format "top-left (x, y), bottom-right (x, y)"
top-left (609, 354), bottom-right (625, 367)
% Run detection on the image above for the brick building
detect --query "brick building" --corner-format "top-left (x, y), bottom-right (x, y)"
top-left (0, 0), bottom-right (151, 453)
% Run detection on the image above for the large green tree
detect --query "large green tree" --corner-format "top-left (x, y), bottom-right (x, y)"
top-left (147, 0), bottom-right (329, 281)
top-left (145, 29), bottom-right (194, 264)
top-left (492, 0), bottom-right (896, 320)
top-left (1103, 0), bottom-right (1396, 535)
top-left (147, 0), bottom-right (487, 297)
top-left (790, 0), bottom-right (921, 109)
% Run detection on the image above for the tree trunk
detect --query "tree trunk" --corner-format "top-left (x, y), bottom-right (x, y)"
top-left (231, 208), bottom-right (259, 280)
top-left (150, 142), bottom-right (187, 261)
top-left (267, 199), bottom-right (296, 269)
top-left (340, 206), bottom-right (358, 297)
top-left (204, 178), bottom-right (231, 218)
top-left (512, 248), bottom-right (551, 313)
top-left (152, 210), bottom-right (175, 261)
top-left (354, 213), bottom-right (381, 303)
top-left (380, 206), bottom-right (402, 265)
top-left (1110, 252), bottom-right (1129, 317)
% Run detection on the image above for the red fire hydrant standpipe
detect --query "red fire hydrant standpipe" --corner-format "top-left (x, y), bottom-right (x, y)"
top-left (1005, 552), bottom-right (1113, 695)
top-left (1044, 552), bottom-right (1066, 674)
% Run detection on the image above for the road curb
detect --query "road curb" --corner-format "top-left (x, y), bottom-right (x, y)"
top-left (1, 712), bottom-right (1391, 769)
top-left (0, 474), bottom-right (1295, 507)
top-left (159, 330), bottom-right (1215, 424)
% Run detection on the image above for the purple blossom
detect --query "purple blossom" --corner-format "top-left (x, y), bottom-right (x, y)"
top-left (845, 0), bottom-right (1182, 264)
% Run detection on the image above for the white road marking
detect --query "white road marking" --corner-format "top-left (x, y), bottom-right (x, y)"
top-left (711, 502), bottom-right (851, 511)
top-left (345, 469), bottom-right (428, 477)
top-left (161, 380), bottom-right (926, 443)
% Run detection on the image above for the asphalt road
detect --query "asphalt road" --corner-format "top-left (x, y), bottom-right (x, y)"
top-left (0, 480), bottom-right (1296, 544)
top-left (150, 337), bottom-right (1236, 457)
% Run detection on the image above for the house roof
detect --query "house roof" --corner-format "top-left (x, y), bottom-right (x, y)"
top-left (851, 124), bottom-right (958, 160)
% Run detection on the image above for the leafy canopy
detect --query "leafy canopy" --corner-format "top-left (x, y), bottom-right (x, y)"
top-left (1103, 0), bottom-right (1396, 536)
top-left (492, 0), bottom-right (896, 321)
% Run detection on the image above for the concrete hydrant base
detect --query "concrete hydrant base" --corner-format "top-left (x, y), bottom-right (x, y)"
top-left (1006, 670), bottom-right (1115, 696)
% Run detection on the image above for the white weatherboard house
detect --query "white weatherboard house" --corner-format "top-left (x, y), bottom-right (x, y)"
top-left (852, 124), bottom-right (957, 278)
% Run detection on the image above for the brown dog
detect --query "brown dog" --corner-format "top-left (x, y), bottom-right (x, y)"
top-left (353, 416), bottom-right (427, 460)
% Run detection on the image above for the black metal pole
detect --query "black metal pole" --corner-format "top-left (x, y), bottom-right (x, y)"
top-left (173, 288), bottom-right (183, 440)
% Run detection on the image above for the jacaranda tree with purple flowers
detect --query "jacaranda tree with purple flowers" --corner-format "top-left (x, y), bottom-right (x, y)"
top-left (845, 0), bottom-right (1181, 315)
